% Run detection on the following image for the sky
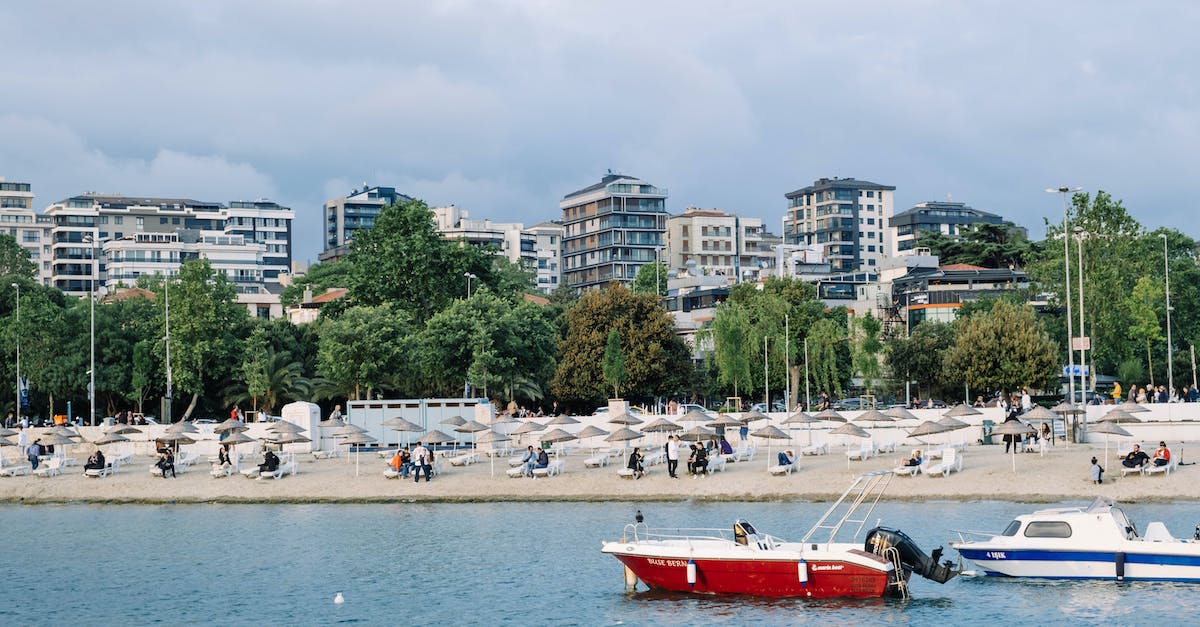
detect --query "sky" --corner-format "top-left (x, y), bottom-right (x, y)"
top-left (3, 1), bottom-right (1198, 263)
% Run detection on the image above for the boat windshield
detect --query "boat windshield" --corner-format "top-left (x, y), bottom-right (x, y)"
top-left (1001, 520), bottom-right (1021, 536)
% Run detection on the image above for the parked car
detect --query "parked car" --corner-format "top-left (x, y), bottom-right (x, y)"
top-left (830, 397), bottom-right (875, 411)
top-left (748, 400), bottom-right (788, 414)
top-left (676, 403), bottom-right (714, 417)
top-left (192, 418), bottom-right (217, 425)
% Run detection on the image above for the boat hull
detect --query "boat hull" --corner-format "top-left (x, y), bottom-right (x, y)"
top-left (954, 546), bottom-right (1200, 582)
top-left (610, 552), bottom-right (891, 598)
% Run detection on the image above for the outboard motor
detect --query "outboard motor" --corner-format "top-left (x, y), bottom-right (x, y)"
top-left (865, 527), bottom-right (959, 584)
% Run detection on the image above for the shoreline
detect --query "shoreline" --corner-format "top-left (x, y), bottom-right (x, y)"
top-left (4, 438), bottom-right (1198, 506)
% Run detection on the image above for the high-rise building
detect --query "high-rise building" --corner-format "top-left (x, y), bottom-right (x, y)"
top-left (889, 200), bottom-right (1022, 256)
top-left (665, 207), bottom-right (775, 283)
top-left (560, 173), bottom-right (667, 290)
top-left (433, 205), bottom-right (535, 267)
top-left (321, 185), bottom-right (411, 262)
top-left (0, 177), bottom-right (52, 285)
top-left (42, 193), bottom-right (293, 298)
top-left (528, 221), bottom-right (564, 294)
top-left (783, 177), bottom-right (895, 272)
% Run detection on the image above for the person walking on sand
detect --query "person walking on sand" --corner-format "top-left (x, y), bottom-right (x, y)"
top-left (411, 441), bottom-right (431, 483)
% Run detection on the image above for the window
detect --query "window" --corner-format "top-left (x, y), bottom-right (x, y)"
top-left (867, 245), bottom-right (876, 252)
top-left (867, 232), bottom-right (875, 239)
top-left (172, 217), bottom-right (180, 225)
top-left (1024, 521), bottom-right (1072, 538)
top-left (867, 218), bottom-right (875, 225)
top-left (866, 191), bottom-right (875, 198)
top-left (159, 217), bottom-right (168, 224)
top-left (1002, 520), bottom-right (1021, 536)
top-left (114, 216), bottom-right (124, 225)
top-left (136, 217), bottom-right (144, 229)
top-left (867, 258), bottom-right (876, 266)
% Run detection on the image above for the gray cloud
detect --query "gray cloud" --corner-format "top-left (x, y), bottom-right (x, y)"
top-left (2, 1), bottom-right (1198, 263)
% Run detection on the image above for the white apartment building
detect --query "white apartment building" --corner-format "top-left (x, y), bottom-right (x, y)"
top-left (528, 221), bottom-right (564, 293)
top-left (665, 207), bottom-right (775, 283)
top-left (42, 193), bottom-right (293, 301)
top-left (560, 173), bottom-right (668, 291)
top-left (0, 178), bottom-right (53, 285)
top-left (432, 205), bottom-right (535, 267)
top-left (783, 177), bottom-right (895, 272)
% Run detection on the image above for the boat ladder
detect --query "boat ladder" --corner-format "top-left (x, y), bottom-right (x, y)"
top-left (882, 546), bottom-right (909, 599)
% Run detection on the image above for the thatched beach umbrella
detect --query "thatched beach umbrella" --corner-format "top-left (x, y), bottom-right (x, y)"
top-left (546, 414), bottom-right (580, 426)
top-left (853, 409), bottom-right (894, 423)
top-left (383, 417), bottom-right (423, 448)
top-left (907, 420), bottom-right (951, 438)
top-left (885, 407), bottom-right (918, 421)
top-left (475, 429), bottom-right (511, 476)
top-left (214, 418), bottom-right (248, 434)
top-left (641, 418), bottom-right (682, 433)
top-left (679, 425), bottom-right (715, 443)
top-left (215, 431), bottom-right (255, 471)
top-left (165, 421), bottom-right (199, 434)
top-left (604, 427), bottom-right (644, 457)
top-left (339, 431), bottom-right (377, 477)
top-left (441, 415), bottom-right (467, 428)
top-left (829, 422), bottom-right (870, 467)
top-left (992, 420), bottom-right (1037, 472)
top-left (1089, 421), bottom-right (1133, 468)
top-left (812, 408), bottom-right (847, 423)
top-left (510, 421), bottom-right (545, 448)
top-left (577, 425), bottom-right (609, 451)
top-left (1050, 402), bottom-right (1084, 416)
top-left (680, 409), bottom-right (712, 423)
top-left (454, 420), bottom-right (490, 452)
top-left (607, 412), bottom-right (644, 426)
top-left (936, 415), bottom-right (970, 431)
top-left (90, 432), bottom-right (129, 447)
top-left (1099, 409), bottom-right (1142, 424)
top-left (1114, 401), bottom-right (1149, 413)
top-left (944, 404), bottom-right (982, 418)
top-left (750, 424), bottom-right (790, 468)
top-left (105, 424), bottom-right (142, 435)
top-left (539, 428), bottom-right (577, 444)
top-left (267, 421), bottom-right (306, 434)
top-left (318, 416), bottom-right (345, 428)
top-left (783, 411), bottom-right (820, 446)
top-left (740, 409), bottom-right (770, 423)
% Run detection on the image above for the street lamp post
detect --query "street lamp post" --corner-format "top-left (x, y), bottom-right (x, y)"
top-left (83, 234), bottom-right (98, 426)
top-left (164, 276), bottom-right (172, 423)
top-left (1075, 227), bottom-right (1087, 396)
top-left (10, 282), bottom-right (18, 422)
top-left (464, 272), bottom-right (477, 299)
top-left (1047, 186), bottom-right (1081, 441)
top-left (1162, 233), bottom-right (1173, 396)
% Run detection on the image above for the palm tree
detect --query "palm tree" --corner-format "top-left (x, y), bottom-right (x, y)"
top-left (229, 348), bottom-right (312, 416)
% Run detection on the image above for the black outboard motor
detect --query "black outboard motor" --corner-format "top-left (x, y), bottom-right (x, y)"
top-left (865, 527), bottom-right (959, 584)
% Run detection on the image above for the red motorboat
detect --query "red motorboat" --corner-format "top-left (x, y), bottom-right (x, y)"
top-left (601, 471), bottom-right (958, 598)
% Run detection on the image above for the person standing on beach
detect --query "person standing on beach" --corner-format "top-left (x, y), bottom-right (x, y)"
top-left (329, 404), bottom-right (343, 423)
top-left (411, 441), bottom-right (431, 483)
top-left (666, 435), bottom-right (680, 479)
top-left (26, 438), bottom-right (41, 470)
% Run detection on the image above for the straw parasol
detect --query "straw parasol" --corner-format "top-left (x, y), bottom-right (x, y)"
top-left (165, 421), bottom-right (199, 434)
top-left (936, 415), bottom-right (970, 431)
top-left (944, 404), bottom-right (982, 418)
top-left (213, 418), bottom-right (248, 434)
top-left (1050, 402), bottom-right (1084, 416)
top-left (1024, 405), bottom-right (1059, 423)
top-left (709, 414), bottom-right (745, 428)
top-left (812, 408), bottom-right (847, 423)
top-left (414, 430), bottom-right (456, 446)
top-left (338, 431), bottom-right (377, 476)
top-left (740, 409), bottom-right (770, 423)
top-left (679, 425), bottom-right (716, 442)
top-left (607, 412), bottom-right (644, 426)
top-left (680, 409), bottom-right (712, 423)
top-left (1088, 421), bottom-right (1133, 468)
top-left (382, 416), bottom-right (421, 430)
top-left (475, 429), bottom-right (511, 476)
top-left (546, 414), bottom-right (580, 426)
top-left (1114, 401), bottom-right (1149, 413)
top-left (318, 416), bottom-right (345, 428)
top-left (604, 426), bottom-right (644, 456)
top-left (454, 420), bottom-right (490, 453)
top-left (885, 407), bottom-right (918, 421)
top-left (90, 432), bottom-right (129, 446)
top-left (991, 420), bottom-right (1037, 472)
top-left (853, 409), bottom-right (894, 423)
top-left (267, 421), bottom-right (306, 434)
top-left (441, 415), bottom-right (467, 427)
top-left (332, 423), bottom-right (368, 437)
top-left (750, 425), bottom-right (790, 468)
top-left (641, 418), bottom-right (682, 433)
top-left (105, 424), bottom-right (142, 435)
top-left (577, 425), bottom-right (609, 450)
top-left (782, 410), bottom-right (820, 446)
top-left (539, 428), bottom-right (578, 444)
top-left (908, 420), bottom-right (951, 438)
top-left (510, 421), bottom-right (544, 447)
top-left (828, 422), bottom-right (869, 438)
top-left (1099, 409), bottom-right (1142, 424)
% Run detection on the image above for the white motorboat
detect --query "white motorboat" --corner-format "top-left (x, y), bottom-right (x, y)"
top-left (951, 497), bottom-right (1200, 581)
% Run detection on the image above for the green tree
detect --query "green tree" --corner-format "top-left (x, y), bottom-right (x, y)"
top-left (808, 318), bottom-right (847, 399)
top-left (241, 326), bottom-right (271, 412)
top-left (918, 222), bottom-right (1036, 269)
top-left (885, 321), bottom-right (955, 400)
top-left (316, 304), bottom-right (415, 400)
top-left (602, 328), bottom-right (627, 398)
top-left (0, 234), bottom-right (37, 278)
top-left (942, 300), bottom-right (1057, 394)
top-left (727, 277), bottom-right (828, 407)
top-left (630, 261), bottom-right (667, 296)
top-left (1127, 276), bottom-right (1163, 387)
top-left (712, 303), bottom-right (753, 400)
top-left (851, 313), bottom-right (883, 396)
top-left (551, 283), bottom-right (690, 409)
top-left (280, 260), bottom-right (355, 308)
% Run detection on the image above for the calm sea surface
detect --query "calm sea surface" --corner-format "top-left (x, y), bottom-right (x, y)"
top-left (3, 500), bottom-right (1200, 625)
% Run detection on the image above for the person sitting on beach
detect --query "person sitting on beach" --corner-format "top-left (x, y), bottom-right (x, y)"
top-left (1121, 444), bottom-right (1150, 469)
top-left (399, 446), bottom-right (413, 478)
top-left (627, 448), bottom-right (645, 479)
top-left (84, 449), bottom-right (106, 471)
top-left (692, 445), bottom-right (708, 476)
top-left (156, 448), bottom-right (176, 478)
top-left (389, 450), bottom-right (404, 474)
top-left (1090, 456), bottom-right (1104, 484)
top-left (903, 449), bottom-right (922, 467)
top-left (685, 444), bottom-right (698, 475)
top-left (258, 450), bottom-right (280, 473)
top-left (411, 442), bottom-right (432, 483)
top-left (777, 450), bottom-right (795, 466)
top-left (532, 447), bottom-right (550, 475)
top-left (218, 445), bottom-right (231, 467)
top-left (521, 445), bottom-right (538, 477)
top-left (719, 437), bottom-right (733, 455)
top-left (1153, 442), bottom-right (1171, 467)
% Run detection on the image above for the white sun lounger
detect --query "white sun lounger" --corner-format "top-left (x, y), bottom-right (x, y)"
top-left (768, 462), bottom-right (796, 476)
top-left (449, 452), bottom-right (480, 466)
top-left (708, 455), bottom-right (726, 473)
top-left (1143, 457), bottom-right (1178, 476)
top-left (1, 464), bottom-right (32, 477)
top-left (893, 458), bottom-right (929, 477)
top-left (84, 464), bottom-right (113, 478)
top-left (532, 459), bottom-right (565, 478)
top-left (33, 458), bottom-right (64, 477)
top-left (583, 453), bottom-right (610, 468)
top-left (801, 443), bottom-right (828, 456)
top-left (925, 448), bottom-right (961, 477)
top-left (847, 441), bottom-right (875, 461)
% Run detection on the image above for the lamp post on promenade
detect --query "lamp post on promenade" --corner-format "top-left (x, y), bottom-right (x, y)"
top-left (1046, 187), bottom-right (1080, 406)
top-left (464, 272), bottom-right (477, 299)
top-left (11, 282), bottom-right (18, 421)
top-left (1162, 233), bottom-right (1173, 396)
top-left (1075, 226), bottom-right (1087, 395)
top-left (83, 234), bottom-right (98, 426)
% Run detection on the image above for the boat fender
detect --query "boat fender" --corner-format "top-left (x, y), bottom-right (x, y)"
top-left (798, 559), bottom-right (808, 587)
top-left (687, 560), bottom-right (697, 587)
top-left (1115, 552), bottom-right (1125, 581)
top-left (624, 566), bottom-right (638, 591)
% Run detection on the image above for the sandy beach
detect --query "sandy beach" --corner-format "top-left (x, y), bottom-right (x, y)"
top-left (2, 440), bottom-right (1197, 504)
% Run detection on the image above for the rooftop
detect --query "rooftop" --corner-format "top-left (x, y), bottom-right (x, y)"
top-left (785, 177), bottom-right (896, 198)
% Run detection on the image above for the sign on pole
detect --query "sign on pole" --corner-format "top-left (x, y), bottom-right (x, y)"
top-left (1071, 336), bottom-right (1091, 351)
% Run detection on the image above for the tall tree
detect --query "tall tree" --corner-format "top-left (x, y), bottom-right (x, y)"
top-left (1127, 275), bottom-right (1163, 387)
top-left (712, 303), bottom-right (753, 400)
top-left (602, 328), bottom-right (627, 399)
top-left (630, 261), bottom-right (668, 296)
top-left (942, 299), bottom-right (1057, 394)
top-left (0, 234), bottom-right (37, 278)
top-left (918, 223), bottom-right (1036, 269)
top-left (851, 313), bottom-right (883, 396)
top-left (316, 304), bottom-right (415, 400)
top-left (808, 318), bottom-right (847, 399)
top-left (885, 321), bottom-right (955, 400)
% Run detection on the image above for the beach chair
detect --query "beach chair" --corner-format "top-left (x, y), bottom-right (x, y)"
top-left (768, 461), bottom-right (796, 476)
top-left (532, 459), bottom-right (565, 478)
top-left (847, 440), bottom-right (875, 462)
top-left (800, 443), bottom-right (828, 456)
top-left (84, 464), bottom-right (112, 478)
top-left (311, 448), bottom-right (341, 460)
top-left (383, 466), bottom-right (406, 479)
top-left (875, 441), bottom-right (896, 454)
top-left (430, 458), bottom-right (445, 478)
top-left (616, 467), bottom-right (637, 479)
top-left (583, 452), bottom-right (610, 468)
top-left (507, 466), bottom-right (527, 478)
top-left (175, 451), bottom-right (199, 469)
top-left (1, 463), bottom-right (32, 477)
top-left (259, 458), bottom-right (296, 480)
top-left (376, 448), bottom-right (399, 459)
top-left (893, 458), bottom-right (928, 477)
top-left (708, 455), bottom-right (726, 473)
top-left (925, 448), bottom-right (960, 478)
top-left (1143, 458), bottom-right (1177, 477)
top-left (642, 450), bottom-right (666, 467)
top-left (449, 452), bottom-right (479, 466)
top-left (60, 456), bottom-right (79, 467)
top-left (33, 458), bottom-right (64, 477)
top-left (210, 464), bottom-right (233, 478)
top-left (508, 455), bottom-right (527, 468)
top-left (109, 450), bottom-right (132, 468)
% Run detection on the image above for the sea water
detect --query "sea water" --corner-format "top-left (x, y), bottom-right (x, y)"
top-left (3, 500), bottom-right (1200, 625)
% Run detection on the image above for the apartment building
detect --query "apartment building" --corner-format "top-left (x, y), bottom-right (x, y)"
top-left (665, 207), bottom-right (776, 283)
top-left (560, 173), bottom-right (667, 291)
top-left (0, 178), bottom-right (53, 285)
top-left (42, 193), bottom-right (293, 299)
top-left (890, 200), bottom-right (1021, 255)
top-left (433, 205), bottom-right (535, 267)
top-left (783, 177), bottom-right (895, 272)
top-left (321, 185), bottom-right (411, 262)
top-left (528, 221), bottom-right (564, 293)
